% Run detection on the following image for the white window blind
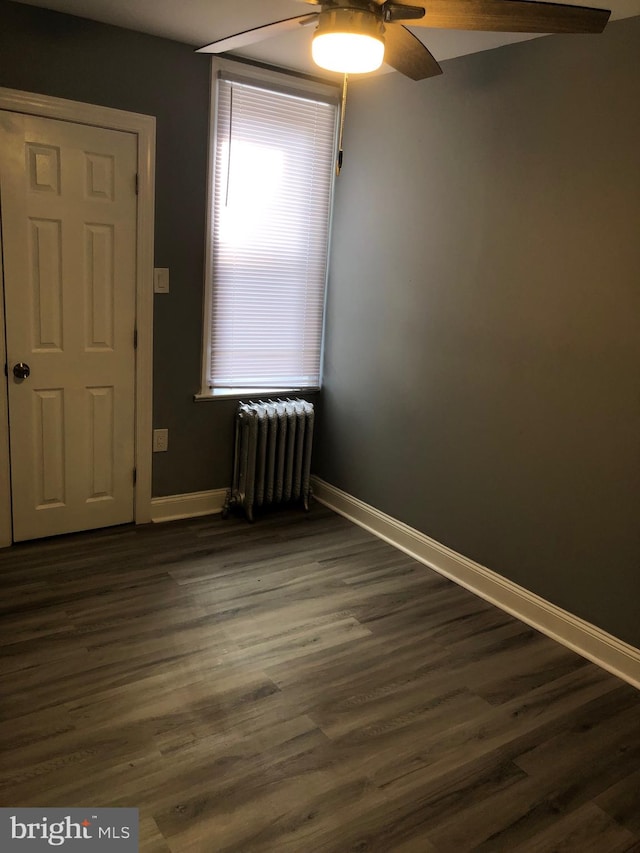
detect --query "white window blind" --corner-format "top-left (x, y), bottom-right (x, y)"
top-left (208, 71), bottom-right (338, 391)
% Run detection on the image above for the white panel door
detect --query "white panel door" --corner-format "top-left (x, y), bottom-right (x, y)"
top-left (0, 111), bottom-right (137, 541)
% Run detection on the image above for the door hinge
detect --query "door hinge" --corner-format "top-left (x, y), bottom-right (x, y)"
top-left (134, 328), bottom-right (138, 350)
top-left (133, 467), bottom-right (137, 486)
top-left (135, 173), bottom-right (139, 195)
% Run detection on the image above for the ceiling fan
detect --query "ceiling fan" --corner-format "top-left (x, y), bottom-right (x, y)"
top-left (196, 0), bottom-right (611, 81)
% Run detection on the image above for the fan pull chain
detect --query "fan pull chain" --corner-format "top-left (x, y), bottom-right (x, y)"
top-left (336, 73), bottom-right (348, 176)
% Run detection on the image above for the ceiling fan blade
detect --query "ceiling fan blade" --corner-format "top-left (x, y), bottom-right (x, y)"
top-left (196, 14), bottom-right (318, 54)
top-left (384, 25), bottom-right (442, 79)
top-left (406, 0), bottom-right (610, 33)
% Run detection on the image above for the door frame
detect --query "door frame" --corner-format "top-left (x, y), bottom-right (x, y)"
top-left (0, 87), bottom-right (156, 547)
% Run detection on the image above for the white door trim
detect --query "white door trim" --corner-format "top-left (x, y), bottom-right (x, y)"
top-left (0, 87), bottom-right (156, 546)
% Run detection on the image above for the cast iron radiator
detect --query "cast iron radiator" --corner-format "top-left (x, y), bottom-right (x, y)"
top-left (223, 399), bottom-right (315, 522)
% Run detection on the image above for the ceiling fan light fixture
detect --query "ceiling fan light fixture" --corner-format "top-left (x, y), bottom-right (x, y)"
top-left (312, 9), bottom-right (385, 74)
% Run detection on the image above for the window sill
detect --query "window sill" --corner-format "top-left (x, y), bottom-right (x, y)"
top-left (195, 387), bottom-right (318, 402)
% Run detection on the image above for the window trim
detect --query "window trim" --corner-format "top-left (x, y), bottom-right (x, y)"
top-left (197, 57), bottom-right (340, 401)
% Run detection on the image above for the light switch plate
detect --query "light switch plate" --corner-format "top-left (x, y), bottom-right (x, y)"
top-left (154, 268), bottom-right (170, 294)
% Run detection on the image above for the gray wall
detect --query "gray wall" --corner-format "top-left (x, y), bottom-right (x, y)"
top-left (315, 17), bottom-right (640, 647)
top-left (0, 0), bottom-right (238, 496)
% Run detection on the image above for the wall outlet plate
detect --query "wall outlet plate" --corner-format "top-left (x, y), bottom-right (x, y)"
top-left (153, 428), bottom-right (169, 452)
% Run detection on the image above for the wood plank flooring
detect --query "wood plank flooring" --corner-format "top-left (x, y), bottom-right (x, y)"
top-left (1, 506), bottom-right (639, 852)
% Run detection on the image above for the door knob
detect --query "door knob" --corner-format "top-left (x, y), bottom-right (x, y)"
top-left (12, 362), bottom-right (30, 380)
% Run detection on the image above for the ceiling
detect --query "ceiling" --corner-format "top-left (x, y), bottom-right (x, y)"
top-left (12, 0), bottom-right (640, 79)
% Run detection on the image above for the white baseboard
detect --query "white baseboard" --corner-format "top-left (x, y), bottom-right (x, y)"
top-left (150, 488), bottom-right (227, 523)
top-left (311, 476), bottom-right (640, 690)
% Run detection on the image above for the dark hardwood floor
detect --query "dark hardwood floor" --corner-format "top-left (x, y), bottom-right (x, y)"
top-left (1, 505), bottom-right (639, 852)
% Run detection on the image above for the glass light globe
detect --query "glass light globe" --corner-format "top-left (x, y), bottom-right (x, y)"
top-left (312, 31), bottom-right (385, 74)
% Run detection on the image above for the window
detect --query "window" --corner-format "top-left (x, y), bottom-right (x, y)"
top-left (199, 61), bottom-right (339, 397)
